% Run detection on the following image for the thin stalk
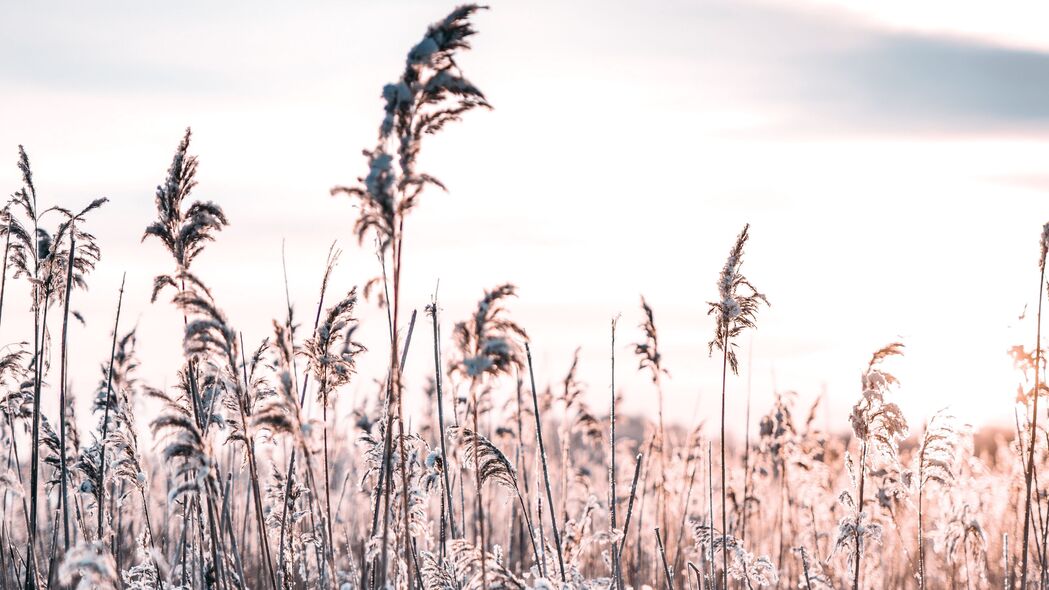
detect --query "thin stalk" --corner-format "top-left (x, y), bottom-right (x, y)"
top-left (635, 435), bottom-right (657, 583)
top-left (138, 486), bottom-right (163, 590)
top-left (919, 444), bottom-right (926, 590)
top-left (277, 252), bottom-right (333, 588)
top-left (853, 439), bottom-right (869, 590)
top-left (778, 463), bottom-right (787, 574)
top-left (525, 342), bottom-right (567, 582)
top-left (390, 222), bottom-right (416, 590)
top-left (536, 484), bottom-right (547, 575)
top-left (44, 507), bottom-right (59, 588)
top-left (798, 548), bottom-right (814, 590)
top-left (236, 333), bottom-right (277, 589)
top-left (430, 299), bottom-right (457, 540)
top-left (1005, 533), bottom-right (1011, 590)
top-left (610, 318), bottom-right (622, 590)
top-left (707, 442), bottom-right (714, 589)
top-left (672, 450), bottom-right (700, 573)
top-left (656, 527), bottom-right (673, 590)
top-left (512, 485), bottom-right (542, 569)
top-left (1022, 259), bottom-right (1046, 590)
top-left (616, 453), bottom-right (643, 564)
top-left (321, 373), bottom-right (334, 558)
top-left (203, 492), bottom-right (229, 590)
top-left (23, 180), bottom-right (41, 590)
top-left (3, 348), bottom-right (33, 579)
top-left (25, 291), bottom-right (47, 590)
top-left (364, 385), bottom-right (391, 590)
top-left (740, 344), bottom-right (753, 543)
top-left (655, 373), bottom-right (668, 546)
top-left (719, 331), bottom-right (730, 590)
top-left (96, 273), bottom-right (127, 540)
top-left (220, 475), bottom-right (247, 590)
top-left (687, 562), bottom-right (703, 590)
top-left (470, 374), bottom-right (488, 590)
top-left (0, 210), bottom-right (10, 333)
top-left (57, 228), bottom-right (75, 550)
top-left (513, 375), bottom-right (534, 572)
top-left (369, 307), bottom-right (417, 590)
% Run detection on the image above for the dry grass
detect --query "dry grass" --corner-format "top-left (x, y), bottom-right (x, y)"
top-left (0, 6), bottom-right (1046, 590)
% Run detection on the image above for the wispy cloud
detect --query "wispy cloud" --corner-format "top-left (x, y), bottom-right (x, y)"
top-left (794, 28), bottom-right (1049, 132)
top-left (3, 0), bottom-right (1047, 132)
top-left (551, 0), bottom-right (1049, 134)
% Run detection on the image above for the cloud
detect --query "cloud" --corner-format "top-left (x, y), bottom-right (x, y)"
top-left (2, 0), bottom-right (1048, 133)
top-left (0, 0), bottom-right (406, 97)
top-left (562, 0), bottom-right (1049, 134)
top-left (796, 29), bottom-right (1049, 133)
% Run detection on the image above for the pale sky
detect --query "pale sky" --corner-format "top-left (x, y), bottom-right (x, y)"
top-left (1, 0), bottom-right (1048, 437)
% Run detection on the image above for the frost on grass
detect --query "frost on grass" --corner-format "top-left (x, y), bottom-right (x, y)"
top-left (691, 521), bottom-right (779, 587)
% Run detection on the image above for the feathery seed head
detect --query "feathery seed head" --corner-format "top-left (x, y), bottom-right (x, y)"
top-left (1041, 222), bottom-right (1049, 268)
top-left (144, 128), bottom-right (228, 301)
top-left (332, 5), bottom-right (490, 252)
top-left (634, 296), bottom-right (668, 384)
top-left (707, 224), bottom-right (767, 374)
top-left (451, 283), bottom-right (526, 382)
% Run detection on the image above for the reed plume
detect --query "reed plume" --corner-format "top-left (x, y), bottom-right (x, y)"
top-left (707, 223), bottom-right (767, 590)
top-left (915, 410), bottom-right (966, 590)
top-left (304, 283), bottom-right (366, 547)
top-left (143, 128), bottom-right (227, 301)
top-left (451, 284), bottom-right (526, 590)
top-left (634, 296), bottom-right (670, 561)
top-left (838, 342), bottom-right (907, 590)
top-left (330, 7), bottom-right (491, 587)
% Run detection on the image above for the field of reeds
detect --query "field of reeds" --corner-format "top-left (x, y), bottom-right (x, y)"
top-left (0, 5), bottom-right (1046, 590)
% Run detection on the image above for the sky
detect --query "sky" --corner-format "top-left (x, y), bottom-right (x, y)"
top-left (1, 0), bottom-right (1048, 438)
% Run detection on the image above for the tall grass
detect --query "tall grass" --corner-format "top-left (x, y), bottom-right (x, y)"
top-left (708, 224), bottom-right (766, 589)
top-left (1020, 223), bottom-right (1049, 590)
top-left (1, 7), bottom-right (1046, 590)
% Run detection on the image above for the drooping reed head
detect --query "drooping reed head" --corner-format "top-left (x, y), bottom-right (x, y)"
top-left (304, 286), bottom-right (366, 402)
top-left (92, 329), bottom-right (142, 435)
top-left (850, 342), bottom-right (908, 462)
top-left (6, 150), bottom-right (106, 308)
top-left (252, 320), bottom-right (309, 446)
top-left (452, 427), bottom-right (519, 493)
top-left (917, 409), bottom-right (967, 493)
top-left (3, 200), bottom-right (36, 288)
top-left (47, 198), bottom-right (108, 296)
top-left (176, 275), bottom-right (239, 370)
top-left (143, 128), bottom-right (228, 300)
top-left (331, 5), bottom-right (490, 251)
top-left (9, 146), bottom-right (40, 266)
top-left (634, 296), bottom-right (667, 384)
top-left (708, 223), bottom-right (767, 374)
top-left (16, 145), bottom-right (36, 202)
top-left (560, 347), bottom-right (584, 409)
top-left (150, 382), bottom-right (215, 501)
top-left (450, 283), bottom-right (526, 382)
top-left (759, 390), bottom-right (798, 464)
top-left (558, 348), bottom-right (601, 443)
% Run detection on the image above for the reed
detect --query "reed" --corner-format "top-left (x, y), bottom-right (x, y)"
top-left (6, 8), bottom-right (1047, 590)
top-left (707, 224), bottom-right (767, 590)
top-left (1021, 223), bottom-right (1049, 590)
